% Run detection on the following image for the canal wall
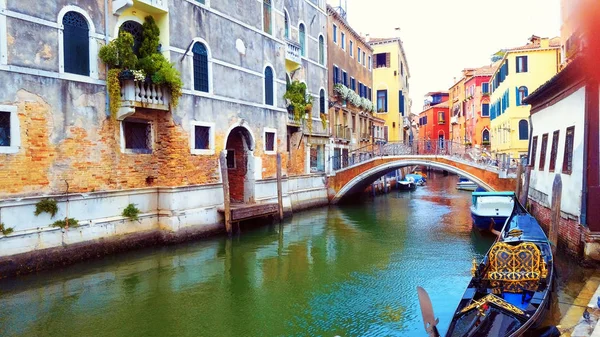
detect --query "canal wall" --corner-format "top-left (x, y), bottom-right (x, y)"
top-left (0, 175), bottom-right (328, 278)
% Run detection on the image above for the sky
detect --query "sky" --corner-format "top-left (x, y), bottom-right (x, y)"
top-left (327, 0), bottom-right (561, 113)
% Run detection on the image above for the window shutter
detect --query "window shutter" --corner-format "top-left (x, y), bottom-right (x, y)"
top-left (524, 57), bottom-right (528, 72)
top-left (386, 53), bottom-right (390, 67)
top-left (385, 91), bottom-right (388, 111)
top-left (516, 87), bottom-right (520, 106)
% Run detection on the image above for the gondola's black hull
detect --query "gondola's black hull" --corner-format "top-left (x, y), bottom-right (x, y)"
top-left (444, 197), bottom-right (555, 337)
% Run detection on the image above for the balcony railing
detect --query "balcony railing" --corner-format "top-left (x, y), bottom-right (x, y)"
top-left (116, 79), bottom-right (170, 120)
top-left (334, 125), bottom-right (351, 141)
top-left (285, 40), bottom-right (302, 65)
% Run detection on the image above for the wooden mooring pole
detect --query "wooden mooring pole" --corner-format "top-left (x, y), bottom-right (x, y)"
top-left (550, 174), bottom-right (562, 253)
top-left (276, 153), bottom-right (284, 221)
top-left (220, 151), bottom-right (232, 235)
top-left (520, 166), bottom-right (532, 207)
top-left (515, 163), bottom-right (523, 202)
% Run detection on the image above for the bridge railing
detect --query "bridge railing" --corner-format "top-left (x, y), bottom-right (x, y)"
top-left (328, 140), bottom-right (524, 177)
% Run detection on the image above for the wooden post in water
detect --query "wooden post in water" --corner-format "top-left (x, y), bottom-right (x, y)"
top-left (550, 174), bottom-right (562, 253)
top-left (276, 153), bottom-right (284, 221)
top-left (520, 166), bottom-right (532, 207)
top-left (220, 151), bottom-right (232, 235)
top-left (515, 163), bottom-right (523, 201)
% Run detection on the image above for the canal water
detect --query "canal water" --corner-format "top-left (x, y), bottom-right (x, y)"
top-left (0, 174), bottom-right (592, 336)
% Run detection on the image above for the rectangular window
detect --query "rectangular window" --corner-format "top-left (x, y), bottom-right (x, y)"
top-left (481, 103), bottom-right (490, 117)
top-left (368, 56), bottom-right (372, 71)
top-left (342, 71), bottom-right (348, 87)
top-left (263, 0), bottom-right (272, 34)
top-left (516, 56), bottom-right (528, 73)
top-left (362, 52), bottom-right (366, 66)
top-left (368, 87), bottom-right (372, 101)
top-left (399, 90), bottom-right (404, 115)
top-left (539, 133), bottom-right (548, 171)
top-left (333, 24), bottom-right (338, 43)
top-left (563, 126), bottom-right (575, 174)
top-left (333, 66), bottom-right (339, 84)
top-left (549, 130), bottom-right (560, 171)
top-left (358, 83), bottom-right (363, 97)
top-left (194, 125), bottom-right (210, 150)
top-left (265, 131), bottom-right (275, 152)
top-left (350, 78), bottom-right (356, 91)
top-left (349, 40), bottom-right (354, 56)
top-left (123, 120), bottom-right (152, 154)
top-left (0, 111), bottom-right (10, 147)
top-left (341, 32), bottom-right (346, 50)
top-left (482, 83), bottom-right (489, 94)
top-left (375, 53), bottom-right (389, 68)
top-left (438, 111), bottom-right (445, 124)
top-left (226, 149), bottom-right (236, 169)
top-left (357, 48), bottom-right (361, 63)
top-left (377, 90), bottom-right (388, 112)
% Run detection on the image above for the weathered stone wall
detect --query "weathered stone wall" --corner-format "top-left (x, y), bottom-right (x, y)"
top-left (529, 198), bottom-right (583, 258)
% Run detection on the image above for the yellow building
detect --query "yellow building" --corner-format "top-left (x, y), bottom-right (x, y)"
top-left (369, 37), bottom-right (411, 142)
top-left (448, 73), bottom-right (469, 144)
top-left (489, 36), bottom-right (561, 162)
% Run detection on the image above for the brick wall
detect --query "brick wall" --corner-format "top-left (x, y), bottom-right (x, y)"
top-left (529, 198), bottom-right (583, 257)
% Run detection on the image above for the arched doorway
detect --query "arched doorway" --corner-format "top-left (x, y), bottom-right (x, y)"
top-left (225, 126), bottom-right (255, 204)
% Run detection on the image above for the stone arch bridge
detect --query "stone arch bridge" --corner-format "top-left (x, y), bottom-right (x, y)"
top-left (326, 141), bottom-right (520, 203)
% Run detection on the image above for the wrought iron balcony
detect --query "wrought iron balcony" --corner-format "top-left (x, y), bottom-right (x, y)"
top-left (116, 79), bottom-right (170, 120)
top-left (113, 0), bottom-right (168, 15)
top-left (285, 40), bottom-right (302, 65)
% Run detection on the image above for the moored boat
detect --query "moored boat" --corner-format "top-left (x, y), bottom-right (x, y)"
top-left (397, 179), bottom-right (417, 191)
top-left (418, 197), bottom-right (556, 337)
top-left (406, 174), bottom-right (426, 186)
top-left (456, 177), bottom-right (478, 191)
top-left (470, 192), bottom-right (515, 232)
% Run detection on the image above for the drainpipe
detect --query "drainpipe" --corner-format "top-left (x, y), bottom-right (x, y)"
top-left (580, 81), bottom-right (592, 226)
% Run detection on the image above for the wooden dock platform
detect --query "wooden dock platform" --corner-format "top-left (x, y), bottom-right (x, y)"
top-left (218, 202), bottom-right (279, 222)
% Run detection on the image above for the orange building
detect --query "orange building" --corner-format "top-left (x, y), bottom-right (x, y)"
top-left (417, 91), bottom-right (450, 149)
top-left (463, 64), bottom-right (499, 148)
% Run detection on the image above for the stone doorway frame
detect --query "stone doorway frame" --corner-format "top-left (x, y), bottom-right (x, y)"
top-left (224, 123), bottom-right (256, 204)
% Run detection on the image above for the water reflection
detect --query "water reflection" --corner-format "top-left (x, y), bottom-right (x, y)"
top-left (0, 173), bottom-right (586, 337)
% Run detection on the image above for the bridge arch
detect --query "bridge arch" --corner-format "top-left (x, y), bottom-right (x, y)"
top-left (331, 159), bottom-right (496, 204)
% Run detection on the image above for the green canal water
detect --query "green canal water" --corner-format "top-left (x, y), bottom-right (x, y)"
top-left (0, 174), bottom-right (591, 336)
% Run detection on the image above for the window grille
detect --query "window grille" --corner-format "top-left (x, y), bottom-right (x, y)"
top-left (530, 136), bottom-right (538, 167)
top-left (539, 133), bottom-right (548, 170)
top-left (195, 126), bottom-right (210, 150)
top-left (120, 21), bottom-right (143, 55)
top-left (124, 121), bottom-right (152, 153)
top-left (549, 130), bottom-right (560, 171)
top-left (0, 111), bottom-right (10, 147)
top-left (193, 42), bottom-right (209, 92)
top-left (563, 126), bottom-right (575, 174)
top-left (63, 12), bottom-right (89, 76)
top-left (265, 132), bottom-right (275, 151)
top-left (264, 66), bottom-right (274, 105)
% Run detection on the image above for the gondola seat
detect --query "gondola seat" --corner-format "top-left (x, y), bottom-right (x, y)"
top-left (485, 242), bottom-right (548, 293)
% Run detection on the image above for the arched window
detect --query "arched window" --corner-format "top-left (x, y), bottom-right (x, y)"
top-left (263, 0), bottom-right (272, 34)
top-left (318, 35), bottom-right (325, 65)
top-left (482, 129), bottom-right (490, 143)
top-left (518, 119), bottom-right (528, 140)
top-left (192, 42), bottom-right (209, 92)
top-left (119, 20), bottom-right (143, 55)
top-left (299, 23), bottom-right (306, 57)
top-left (284, 10), bottom-right (290, 39)
top-left (63, 11), bottom-right (89, 76)
top-left (264, 66), bottom-right (274, 106)
top-left (517, 86), bottom-right (529, 106)
top-left (319, 89), bottom-right (325, 113)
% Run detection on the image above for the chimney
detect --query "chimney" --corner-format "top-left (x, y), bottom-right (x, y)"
top-left (365, 33), bottom-right (370, 43)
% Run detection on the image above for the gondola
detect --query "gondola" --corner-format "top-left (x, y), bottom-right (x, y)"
top-left (417, 197), bottom-right (557, 337)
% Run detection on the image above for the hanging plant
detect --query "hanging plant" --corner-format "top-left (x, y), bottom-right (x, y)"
top-left (51, 218), bottom-right (79, 229)
top-left (320, 113), bottom-right (327, 129)
top-left (98, 16), bottom-right (183, 115)
top-left (283, 81), bottom-right (313, 123)
top-left (0, 223), bottom-right (14, 236)
top-left (34, 198), bottom-right (58, 218)
top-left (122, 203), bottom-right (140, 221)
